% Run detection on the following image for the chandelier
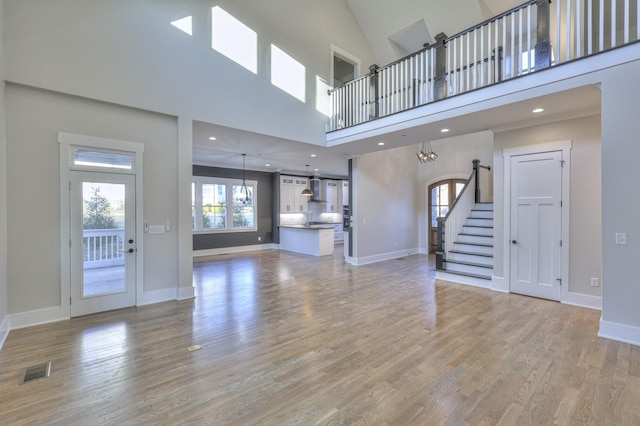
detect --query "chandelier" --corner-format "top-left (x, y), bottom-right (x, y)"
top-left (417, 141), bottom-right (438, 163)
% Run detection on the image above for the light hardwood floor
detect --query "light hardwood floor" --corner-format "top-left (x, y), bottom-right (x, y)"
top-left (1, 250), bottom-right (639, 425)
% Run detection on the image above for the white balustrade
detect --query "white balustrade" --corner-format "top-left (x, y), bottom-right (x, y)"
top-left (83, 228), bottom-right (125, 269)
top-left (327, 0), bottom-right (640, 132)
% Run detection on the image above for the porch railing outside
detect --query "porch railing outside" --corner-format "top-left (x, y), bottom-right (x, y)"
top-left (83, 228), bottom-right (125, 269)
top-left (328, 0), bottom-right (640, 132)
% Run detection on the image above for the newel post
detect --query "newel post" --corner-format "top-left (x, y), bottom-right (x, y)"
top-left (369, 64), bottom-right (380, 120)
top-left (436, 217), bottom-right (445, 270)
top-left (433, 32), bottom-right (448, 101)
top-left (472, 159), bottom-right (480, 204)
top-left (535, 0), bottom-right (552, 70)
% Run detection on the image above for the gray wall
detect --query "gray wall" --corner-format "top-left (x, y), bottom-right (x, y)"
top-left (4, 0), bottom-right (377, 146)
top-left (493, 115), bottom-right (602, 298)
top-left (193, 165), bottom-right (274, 250)
top-left (6, 84), bottom-right (180, 314)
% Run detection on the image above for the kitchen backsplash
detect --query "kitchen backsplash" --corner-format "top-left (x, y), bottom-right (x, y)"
top-left (280, 212), bottom-right (342, 225)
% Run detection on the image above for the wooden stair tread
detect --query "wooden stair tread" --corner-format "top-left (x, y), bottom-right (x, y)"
top-left (448, 250), bottom-right (493, 258)
top-left (444, 260), bottom-right (493, 268)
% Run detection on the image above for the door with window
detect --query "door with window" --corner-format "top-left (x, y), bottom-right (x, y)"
top-left (428, 179), bottom-right (466, 254)
top-left (70, 171), bottom-right (136, 316)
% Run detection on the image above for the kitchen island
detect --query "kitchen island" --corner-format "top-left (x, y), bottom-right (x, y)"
top-left (279, 225), bottom-right (334, 257)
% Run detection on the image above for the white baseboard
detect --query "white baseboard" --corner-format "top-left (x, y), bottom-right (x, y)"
top-left (436, 271), bottom-right (491, 289)
top-left (562, 292), bottom-right (602, 310)
top-left (193, 244), bottom-right (277, 258)
top-left (418, 248), bottom-right (429, 255)
top-left (599, 318), bottom-right (640, 346)
top-left (8, 306), bottom-right (67, 330)
top-left (178, 286), bottom-right (195, 301)
top-left (137, 288), bottom-right (178, 306)
top-left (0, 315), bottom-right (9, 350)
top-left (349, 248), bottom-right (420, 266)
top-left (490, 275), bottom-right (509, 293)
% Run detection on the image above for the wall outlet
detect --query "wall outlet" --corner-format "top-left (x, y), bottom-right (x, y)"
top-left (591, 277), bottom-right (600, 287)
top-left (258, 236), bottom-right (262, 241)
top-left (615, 233), bottom-right (627, 245)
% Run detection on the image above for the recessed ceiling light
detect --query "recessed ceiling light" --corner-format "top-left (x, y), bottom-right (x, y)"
top-left (532, 108), bottom-right (544, 113)
top-left (209, 136), bottom-right (217, 140)
top-left (310, 154), bottom-right (317, 157)
top-left (441, 128), bottom-right (450, 133)
top-left (265, 163), bottom-right (270, 167)
top-left (314, 168), bottom-right (319, 171)
top-left (378, 142), bottom-right (385, 146)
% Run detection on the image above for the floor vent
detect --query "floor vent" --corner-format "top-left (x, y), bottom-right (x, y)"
top-left (19, 362), bottom-right (51, 385)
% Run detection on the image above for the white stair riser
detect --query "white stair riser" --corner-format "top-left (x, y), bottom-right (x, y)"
top-left (474, 203), bottom-right (494, 211)
top-left (447, 252), bottom-right (493, 265)
top-left (470, 210), bottom-right (494, 219)
top-left (467, 218), bottom-right (493, 227)
top-left (445, 262), bottom-right (493, 276)
top-left (458, 234), bottom-right (493, 244)
top-left (453, 242), bottom-right (493, 255)
top-left (462, 226), bottom-right (493, 236)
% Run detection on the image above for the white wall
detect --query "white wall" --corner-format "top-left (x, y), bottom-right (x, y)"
top-left (3, 0), bottom-right (377, 146)
top-left (493, 115), bottom-right (602, 298)
top-left (6, 84), bottom-right (179, 315)
top-left (352, 145), bottom-right (419, 263)
top-left (417, 130), bottom-right (494, 252)
top-left (0, 1), bottom-right (9, 344)
top-left (601, 60), bottom-right (640, 333)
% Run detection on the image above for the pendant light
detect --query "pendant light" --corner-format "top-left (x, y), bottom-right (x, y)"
top-left (301, 165), bottom-right (313, 197)
top-left (236, 153), bottom-right (250, 204)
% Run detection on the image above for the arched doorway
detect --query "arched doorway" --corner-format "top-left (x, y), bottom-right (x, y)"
top-left (428, 179), bottom-right (466, 254)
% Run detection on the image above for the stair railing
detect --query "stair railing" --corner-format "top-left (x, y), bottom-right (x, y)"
top-left (436, 160), bottom-right (492, 270)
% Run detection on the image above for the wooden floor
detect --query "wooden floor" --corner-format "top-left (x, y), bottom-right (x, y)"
top-left (1, 250), bottom-right (639, 425)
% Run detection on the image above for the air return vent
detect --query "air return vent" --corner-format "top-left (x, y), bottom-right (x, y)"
top-left (19, 362), bottom-right (51, 384)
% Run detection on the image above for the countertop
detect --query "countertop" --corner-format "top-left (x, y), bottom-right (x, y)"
top-left (279, 224), bottom-right (335, 230)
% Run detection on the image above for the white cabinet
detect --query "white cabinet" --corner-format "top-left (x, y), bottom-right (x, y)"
top-left (280, 176), bottom-right (309, 213)
top-left (341, 180), bottom-right (349, 206)
top-left (333, 223), bottom-right (344, 242)
top-left (323, 180), bottom-right (339, 212)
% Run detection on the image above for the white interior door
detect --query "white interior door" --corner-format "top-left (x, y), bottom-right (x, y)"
top-left (70, 171), bottom-right (136, 316)
top-left (510, 151), bottom-right (563, 301)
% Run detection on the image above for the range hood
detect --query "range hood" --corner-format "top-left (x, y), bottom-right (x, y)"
top-left (308, 178), bottom-right (327, 203)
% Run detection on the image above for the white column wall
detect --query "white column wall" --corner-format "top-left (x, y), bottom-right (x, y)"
top-left (0, 1), bottom-right (9, 346)
top-left (352, 145), bottom-right (419, 264)
top-left (600, 60), bottom-right (640, 337)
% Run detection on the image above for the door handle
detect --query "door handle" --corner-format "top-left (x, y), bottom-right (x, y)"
top-left (120, 248), bottom-right (135, 254)
top-left (512, 240), bottom-right (518, 244)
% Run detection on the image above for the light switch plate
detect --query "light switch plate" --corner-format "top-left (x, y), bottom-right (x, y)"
top-left (615, 233), bottom-right (627, 245)
top-left (149, 225), bottom-right (165, 234)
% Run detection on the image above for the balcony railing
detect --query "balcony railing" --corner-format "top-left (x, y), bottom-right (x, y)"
top-left (328, 0), bottom-right (640, 132)
top-left (83, 228), bottom-right (125, 269)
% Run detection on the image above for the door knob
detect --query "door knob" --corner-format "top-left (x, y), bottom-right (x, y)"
top-left (511, 240), bottom-right (517, 244)
top-left (127, 248), bottom-right (134, 253)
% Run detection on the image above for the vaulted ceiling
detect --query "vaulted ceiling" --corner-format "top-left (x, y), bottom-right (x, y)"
top-left (346, 0), bottom-right (522, 64)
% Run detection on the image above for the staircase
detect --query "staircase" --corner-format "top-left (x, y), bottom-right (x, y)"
top-left (441, 202), bottom-right (494, 282)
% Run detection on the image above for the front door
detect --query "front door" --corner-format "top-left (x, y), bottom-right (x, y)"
top-left (509, 151), bottom-right (562, 301)
top-left (70, 171), bottom-right (136, 316)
